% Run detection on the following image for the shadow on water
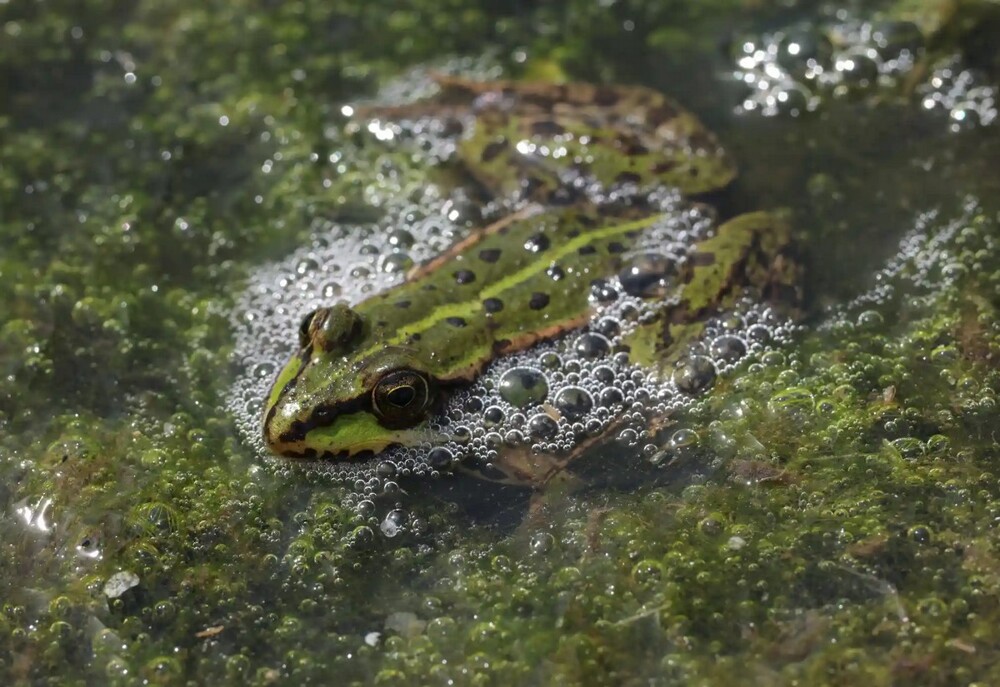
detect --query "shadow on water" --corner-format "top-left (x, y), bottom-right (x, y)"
top-left (402, 438), bottom-right (717, 537)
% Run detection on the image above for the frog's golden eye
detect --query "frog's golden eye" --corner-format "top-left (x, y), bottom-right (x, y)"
top-left (371, 369), bottom-right (432, 428)
top-left (298, 309), bottom-right (318, 349)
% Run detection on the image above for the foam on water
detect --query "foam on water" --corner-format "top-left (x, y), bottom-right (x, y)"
top-left (731, 13), bottom-right (997, 132)
top-left (227, 67), bottom-right (799, 534)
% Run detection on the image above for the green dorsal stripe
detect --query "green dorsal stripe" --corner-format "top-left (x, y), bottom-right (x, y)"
top-left (354, 213), bottom-right (663, 361)
top-left (478, 214), bottom-right (659, 300)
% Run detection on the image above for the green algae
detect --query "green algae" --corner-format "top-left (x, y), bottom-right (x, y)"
top-left (2, 0), bottom-right (1000, 685)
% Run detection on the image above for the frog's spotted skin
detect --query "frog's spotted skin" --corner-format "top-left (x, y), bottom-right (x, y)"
top-left (362, 75), bottom-right (737, 202)
top-left (253, 73), bottom-right (799, 481)
top-left (233, 202), bottom-right (796, 489)
top-left (265, 207), bottom-right (674, 458)
top-left (450, 77), bottom-right (736, 198)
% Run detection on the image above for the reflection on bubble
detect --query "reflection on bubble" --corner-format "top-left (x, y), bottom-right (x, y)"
top-left (731, 13), bottom-right (995, 134)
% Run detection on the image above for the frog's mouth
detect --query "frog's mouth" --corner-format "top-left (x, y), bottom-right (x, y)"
top-left (266, 405), bottom-right (443, 460)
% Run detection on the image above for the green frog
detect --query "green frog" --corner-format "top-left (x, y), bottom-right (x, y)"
top-left (261, 75), bottom-right (798, 483)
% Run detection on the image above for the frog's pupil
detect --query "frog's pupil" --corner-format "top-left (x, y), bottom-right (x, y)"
top-left (387, 386), bottom-right (415, 407)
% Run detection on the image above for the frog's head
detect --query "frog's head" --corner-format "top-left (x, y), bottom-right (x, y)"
top-left (262, 303), bottom-right (441, 459)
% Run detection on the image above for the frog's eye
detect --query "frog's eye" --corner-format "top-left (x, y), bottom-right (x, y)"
top-left (298, 304), bottom-right (364, 352)
top-left (371, 369), bottom-right (432, 428)
top-left (298, 310), bottom-right (319, 349)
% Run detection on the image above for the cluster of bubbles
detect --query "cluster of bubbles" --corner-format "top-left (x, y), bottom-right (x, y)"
top-left (829, 195), bottom-right (991, 320)
top-left (731, 15), bottom-right (923, 117)
top-left (340, 59), bottom-right (503, 195)
top-left (731, 12), bottom-right (997, 132)
top-left (229, 189), bottom-right (795, 537)
top-left (228, 67), bottom-right (797, 537)
top-left (916, 56), bottom-right (997, 133)
top-left (410, 298), bottom-right (791, 478)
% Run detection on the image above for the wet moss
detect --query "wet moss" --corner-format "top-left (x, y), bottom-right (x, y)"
top-left (2, 0), bottom-right (1000, 685)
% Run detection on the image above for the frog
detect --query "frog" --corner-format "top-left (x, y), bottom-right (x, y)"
top-left (261, 74), bottom-right (799, 486)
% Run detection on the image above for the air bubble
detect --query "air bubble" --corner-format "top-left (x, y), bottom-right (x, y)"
top-left (527, 413), bottom-right (559, 440)
top-left (540, 351), bottom-right (562, 370)
top-left (856, 310), bottom-right (884, 329)
top-left (498, 367), bottom-right (549, 407)
top-left (709, 335), bottom-right (748, 364)
top-left (381, 252), bottom-right (414, 273)
top-left (296, 257), bottom-right (320, 275)
top-left (589, 279), bottom-right (619, 303)
top-left (746, 324), bottom-right (772, 345)
top-left (529, 531), bottom-right (555, 555)
top-left (380, 509), bottom-right (408, 537)
top-left (618, 252), bottom-right (678, 298)
top-left (593, 317), bottom-right (621, 338)
top-left (599, 387), bottom-right (624, 407)
top-left (834, 48), bottom-right (880, 86)
top-left (351, 525), bottom-right (376, 548)
top-left (776, 27), bottom-right (833, 74)
top-left (321, 282), bottom-right (343, 299)
top-left (388, 228), bottom-right (416, 249)
top-left (669, 428), bottom-right (699, 449)
top-left (554, 386), bottom-right (594, 420)
top-left (878, 21), bottom-right (923, 56)
top-left (503, 430), bottom-right (525, 446)
top-left (673, 356), bottom-right (717, 394)
top-left (573, 333), bottom-right (611, 360)
top-left (483, 406), bottom-right (506, 427)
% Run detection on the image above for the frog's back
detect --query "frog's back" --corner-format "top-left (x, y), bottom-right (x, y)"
top-left (368, 74), bottom-right (737, 200)
top-left (354, 206), bottom-right (661, 383)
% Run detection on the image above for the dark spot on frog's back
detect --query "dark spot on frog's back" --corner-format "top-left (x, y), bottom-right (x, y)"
top-left (615, 171), bottom-right (642, 185)
top-left (529, 292), bottom-right (550, 310)
top-left (478, 248), bottom-right (501, 264)
top-left (689, 251), bottom-right (716, 267)
top-left (445, 316), bottom-right (468, 328)
top-left (522, 176), bottom-right (547, 201)
top-left (483, 298), bottom-right (504, 313)
top-left (646, 104), bottom-right (678, 127)
top-left (524, 234), bottom-right (550, 253)
top-left (454, 269), bottom-right (476, 285)
top-left (394, 300), bottom-right (411, 309)
top-left (650, 160), bottom-right (678, 175)
top-left (617, 135), bottom-right (649, 156)
top-left (441, 116), bottom-right (464, 137)
top-left (593, 85), bottom-right (619, 106)
top-left (577, 244), bottom-right (597, 256)
top-left (481, 138), bottom-right (509, 163)
top-left (530, 120), bottom-right (566, 136)
top-left (688, 130), bottom-right (716, 153)
top-left (608, 241), bottom-right (626, 254)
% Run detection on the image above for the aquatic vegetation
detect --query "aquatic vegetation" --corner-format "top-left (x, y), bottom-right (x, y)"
top-left (1, 0), bottom-right (999, 684)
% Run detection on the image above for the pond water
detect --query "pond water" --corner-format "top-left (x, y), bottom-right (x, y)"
top-left (1, 1), bottom-right (999, 685)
